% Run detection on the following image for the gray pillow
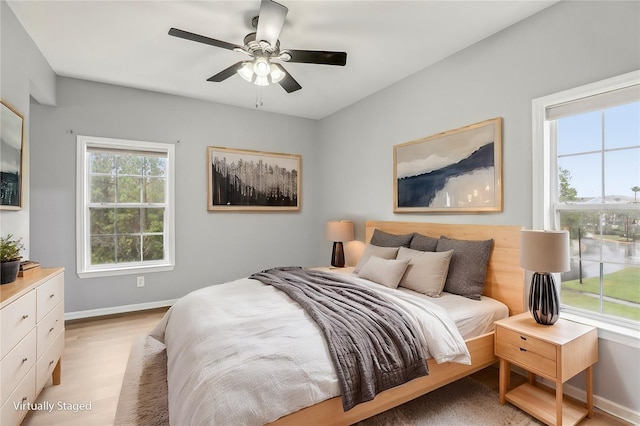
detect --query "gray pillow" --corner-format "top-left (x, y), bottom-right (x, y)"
top-left (436, 236), bottom-right (493, 300)
top-left (358, 256), bottom-right (410, 289)
top-left (354, 244), bottom-right (400, 273)
top-left (370, 229), bottom-right (413, 248)
top-left (409, 233), bottom-right (439, 252)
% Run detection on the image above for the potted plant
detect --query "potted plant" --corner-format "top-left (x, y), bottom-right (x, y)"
top-left (1, 234), bottom-right (24, 284)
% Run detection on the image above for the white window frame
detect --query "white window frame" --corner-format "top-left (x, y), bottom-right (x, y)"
top-left (76, 135), bottom-right (175, 278)
top-left (532, 70), bottom-right (640, 348)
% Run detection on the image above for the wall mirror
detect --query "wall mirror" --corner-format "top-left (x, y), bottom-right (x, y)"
top-left (1, 100), bottom-right (25, 210)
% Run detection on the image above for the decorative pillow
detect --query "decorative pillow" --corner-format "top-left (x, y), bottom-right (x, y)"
top-left (357, 256), bottom-right (410, 289)
top-left (409, 233), bottom-right (439, 252)
top-left (436, 236), bottom-right (493, 300)
top-left (370, 229), bottom-right (413, 248)
top-left (396, 247), bottom-right (454, 296)
top-left (354, 244), bottom-right (400, 273)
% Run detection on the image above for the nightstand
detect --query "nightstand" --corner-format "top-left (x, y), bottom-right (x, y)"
top-left (494, 313), bottom-right (598, 426)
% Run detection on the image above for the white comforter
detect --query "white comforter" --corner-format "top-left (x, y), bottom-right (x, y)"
top-left (150, 272), bottom-right (470, 425)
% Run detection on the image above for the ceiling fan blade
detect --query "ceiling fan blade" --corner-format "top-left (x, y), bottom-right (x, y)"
top-left (207, 62), bottom-right (246, 82)
top-left (283, 50), bottom-right (347, 66)
top-left (255, 0), bottom-right (288, 48)
top-left (274, 64), bottom-right (301, 93)
top-left (169, 28), bottom-right (240, 51)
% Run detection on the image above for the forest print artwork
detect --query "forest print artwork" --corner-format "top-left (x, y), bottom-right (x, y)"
top-left (208, 146), bottom-right (301, 211)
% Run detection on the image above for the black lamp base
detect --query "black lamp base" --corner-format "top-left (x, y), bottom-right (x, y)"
top-left (528, 272), bottom-right (560, 325)
top-left (331, 241), bottom-right (345, 268)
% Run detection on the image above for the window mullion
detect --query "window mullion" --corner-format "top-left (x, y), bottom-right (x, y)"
top-left (550, 120), bottom-right (560, 229)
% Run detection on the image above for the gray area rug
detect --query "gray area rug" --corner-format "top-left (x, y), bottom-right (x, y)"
top-left (115, 335), bottom-right (540, 425)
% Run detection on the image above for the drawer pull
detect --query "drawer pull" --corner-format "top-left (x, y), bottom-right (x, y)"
top-left (49, 360), bottom-right (55, 366)
top-left (21, 396), bottom-right (28, 402)
top-left (520, 336), bottom-right (527, 341)
top-left (519, 347), bottom-right (527, 352)
top-left (22, 314), bottom-right (29, 319)
top-left (49, 294), bottom-right (55, 298)
top-left (49, 327), bottom-right (55, 332)
top-left (22, 357), bottom-right (28, 363)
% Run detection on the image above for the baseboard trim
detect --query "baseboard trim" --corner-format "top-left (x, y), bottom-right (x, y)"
top-left (65, 299), bottom-right (176, 321)
top-left (542, 377), bottom-right (640, 425)
top-left (511, 367), bottom-right (639, 425)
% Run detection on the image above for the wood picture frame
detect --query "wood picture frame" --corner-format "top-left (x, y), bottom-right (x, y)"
top-left (393, 117), bottom-right (503, 213)
top-left (1, 100), bottom-right (25, 210)
top-left (207, 146), bottom-right (301, 211)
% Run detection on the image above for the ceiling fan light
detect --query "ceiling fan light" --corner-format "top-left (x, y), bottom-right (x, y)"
top-left (237, 62), bottom-right (254, 82)
top-left (253, 57), bottom-right (271, 77)
top-left (254, 75), bottom-right (269, 86)
top-left (269, 64), bottom-right (285, 83)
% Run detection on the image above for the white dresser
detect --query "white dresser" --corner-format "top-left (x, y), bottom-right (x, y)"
top-left (0, 268), bottom-right (64, 426)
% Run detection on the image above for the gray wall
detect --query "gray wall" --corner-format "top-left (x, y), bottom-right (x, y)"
top-left (0, 0), bottom-right (56, 257)
top-left (30, 77), bottom-right (321, 312)
top-left (317, 0), bottom-right (640, 416)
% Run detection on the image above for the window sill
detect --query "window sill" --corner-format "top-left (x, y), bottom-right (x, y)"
top-left (78, 264), bottom-right (174, 279)
top-left (560, 311), bottom-right (640, 349)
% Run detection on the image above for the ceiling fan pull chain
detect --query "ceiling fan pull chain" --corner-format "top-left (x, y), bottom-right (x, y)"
top-left (255, 87), bottom-right (264, 109)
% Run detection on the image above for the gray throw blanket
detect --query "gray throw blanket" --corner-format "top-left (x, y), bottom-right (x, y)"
top-left (249, 267), bottom-right (429, 411)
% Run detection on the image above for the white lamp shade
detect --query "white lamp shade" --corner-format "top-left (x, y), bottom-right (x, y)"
top-left (326, 221), bottom-right (354, 242)
top-left (237, 62), bottom-right (254, 82)
top-left (520, 230), bottom-right (570, 273)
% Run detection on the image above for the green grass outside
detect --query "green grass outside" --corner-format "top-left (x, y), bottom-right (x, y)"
top-left (561, 289), bottom-right (640, 321)
top-left (561, 266), bottom-right (640, 321)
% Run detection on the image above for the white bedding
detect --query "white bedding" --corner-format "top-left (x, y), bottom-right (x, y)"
top-left (150, 271), bottom-right (496, 425)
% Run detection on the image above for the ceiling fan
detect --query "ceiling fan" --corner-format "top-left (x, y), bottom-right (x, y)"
top-left (169, 0), bottom-right (347, 93)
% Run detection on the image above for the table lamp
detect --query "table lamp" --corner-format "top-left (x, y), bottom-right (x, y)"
top-left (326, 221), bottom-right (354, 268)
top-left (520, 229), bottom-right (570, 325)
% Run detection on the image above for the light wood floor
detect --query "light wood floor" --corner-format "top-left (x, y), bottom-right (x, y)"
top-left (21, 308), bottom-right (629, 426)
top-left (22, 308), bottom-right (169, 426)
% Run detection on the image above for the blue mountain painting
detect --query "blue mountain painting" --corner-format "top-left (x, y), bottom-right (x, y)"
top-left (397, 142), bottom-right (494, 208)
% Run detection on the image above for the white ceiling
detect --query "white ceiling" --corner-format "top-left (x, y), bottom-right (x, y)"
top-left (8, 1), bottom-right (557, 120)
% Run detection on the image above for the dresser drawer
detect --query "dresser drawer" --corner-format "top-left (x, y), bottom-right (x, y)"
top-left (0, 366), bottom-right (36, 426)
top-left (36, 329), bottom-right (64, 394)
top-left (0, 290), bottom-right (36, 359)
top-left (0, 329), bottom-right (36, 406)
top-left (36, 273), bottom-right (64, 322)
top-left (37, 301), bottom-right (64, 358)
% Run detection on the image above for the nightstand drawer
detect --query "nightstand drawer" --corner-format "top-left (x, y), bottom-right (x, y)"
top-left (495, 339), bottom-right (557, 378)
top-left (496, 326), bottom-right (556, 360)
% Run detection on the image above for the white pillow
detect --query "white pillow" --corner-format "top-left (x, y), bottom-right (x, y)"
top-left (354, 244), bottom-right (399, 273)
top-left (357, 256), bottom-right (410, 289)
top-left (396, 247), bottom-right (454, 297)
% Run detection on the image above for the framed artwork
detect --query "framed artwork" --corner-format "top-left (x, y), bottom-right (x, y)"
top-left (207, 146), bottom-right (301, 211)
top-left (1, 100), bottom-right (25, 210)
top-left (394, 117), bottom-right (502, 213)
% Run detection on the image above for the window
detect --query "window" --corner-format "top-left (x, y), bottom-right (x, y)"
top-left (533, 71), bottom-right (640, 334)
top-left (77, 136), bottom-right (175, 277)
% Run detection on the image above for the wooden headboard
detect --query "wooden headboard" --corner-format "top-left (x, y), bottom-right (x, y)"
top-left (365, 221), bottom-right (524, 315)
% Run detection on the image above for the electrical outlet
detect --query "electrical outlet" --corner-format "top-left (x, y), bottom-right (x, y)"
top-left (136, 276), bottom-right (145, 287)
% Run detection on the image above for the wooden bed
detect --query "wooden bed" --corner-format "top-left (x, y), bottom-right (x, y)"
top-left (269, 220), bottom-right (524, 425)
